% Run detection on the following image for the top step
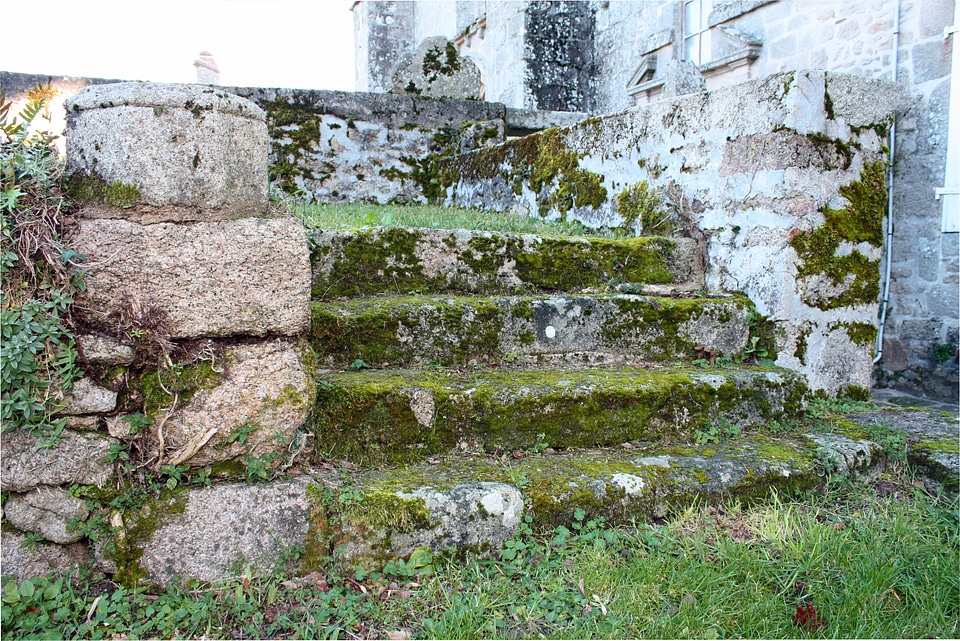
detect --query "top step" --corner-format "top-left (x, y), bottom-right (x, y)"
top-left (309, 227), bottom-right (702, 299)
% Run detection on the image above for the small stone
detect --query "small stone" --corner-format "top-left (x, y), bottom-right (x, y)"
top-left (64, 416), bottom-right (101, 431)
top-left (60, 378), bottom-right (117, 415)
top-left (77, 334), bottom-right (136, 366)
top-left (4, 488), bottom-right (91, 544)
top-left (106, 416), bottom-right (134, 439)
top-left (620, 442), bottom-right (635, 450)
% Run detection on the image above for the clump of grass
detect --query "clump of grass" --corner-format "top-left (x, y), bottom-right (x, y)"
top-left (3, 466), bottom-right (956, 639)
top-left (294, 201), bottom-right (617, 237)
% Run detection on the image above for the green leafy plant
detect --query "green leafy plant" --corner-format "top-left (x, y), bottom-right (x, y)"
top-left (695, 417), bottom-right (741, 445)
top-left (160, 464), bottom-right (189, 490)
top-left (1, 87), bottom-right (85, 440)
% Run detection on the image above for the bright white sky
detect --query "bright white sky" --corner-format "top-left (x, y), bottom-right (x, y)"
top-left (0, 0), bottom-right (357, 91)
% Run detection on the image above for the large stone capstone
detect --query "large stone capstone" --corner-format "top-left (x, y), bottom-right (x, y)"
top-left (65, 82), bottom-right (268, 217)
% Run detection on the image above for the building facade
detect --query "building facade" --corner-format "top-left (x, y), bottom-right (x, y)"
top-left (353, 0), bottom-right (958, 402)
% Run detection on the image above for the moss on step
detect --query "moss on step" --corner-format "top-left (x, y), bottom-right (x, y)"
top-left (311, 366), bottom-right (807, 467)
top-left (310, 293), bottom-right (753, 367)
top-left (110, 488), bottom-right (190, 588)
top-left (310, 229), bottom-right (687, 299)
top-left (321, 432), bottom-right (829, 556)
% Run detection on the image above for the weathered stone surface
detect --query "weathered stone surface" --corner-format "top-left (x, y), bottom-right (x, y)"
top-left (66, 82), bottom-right (267, 216)
top-left (129, 478), bottom-right (312, 584)
top-left (71, 216), bottom-right (311, 339)
top-left (505, 107), bottom-right (587, 134)
top-left (60, 377), bottom-right (117, 415)
top-left (64, 416), bottom-right (101, 431)
top-left (159, 341), bottom-right (315, 467)
top-left (339, 482), bottom-right (524, 561)
top-left (4, 487), bottom-right (90, 544)
top-left (391, 36), bottom-right (482, 100)
top-left (0, 530), bottom-right (90, 581)
top-left (846, 409), bottom-right (959, 490)
top-left (77, 333), bottom-right (136, 366)
top-left (311, 293), bottom-right (751, 367)
top-left (1, 429), bottom-right (116, 492)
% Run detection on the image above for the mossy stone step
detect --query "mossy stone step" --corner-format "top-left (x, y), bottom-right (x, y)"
top-left (318, 429), bottom-right (883, 565)
top-left (311, 293), bottom-right (754, 368)
top-left (309, 227), bottom-right (701, 298)
top-left (312, 365), bottom-right (807, 467)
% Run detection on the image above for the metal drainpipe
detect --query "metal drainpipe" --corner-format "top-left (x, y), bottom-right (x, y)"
top-left (873, 0), bottom-right (901, 364)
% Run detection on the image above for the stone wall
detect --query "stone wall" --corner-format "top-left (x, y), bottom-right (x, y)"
top-left (434, 70), bottom-right (906, 395)
top-left (1, 72), bottom-right (507, 205)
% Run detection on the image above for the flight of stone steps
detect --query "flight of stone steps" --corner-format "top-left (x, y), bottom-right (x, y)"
top-left (304, 226), bottom-right (882, 564)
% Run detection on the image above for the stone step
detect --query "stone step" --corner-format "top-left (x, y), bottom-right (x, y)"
top-left (100, 409), bottom-right (960, 585)
top-left (309, 227), bottom-right (702, 298)
top-left (311, 293), bottom-right (755, 368)
top-left (314, 427), bottom-right (885, 567)
top-left (312, 365), bottom-right (807, 467)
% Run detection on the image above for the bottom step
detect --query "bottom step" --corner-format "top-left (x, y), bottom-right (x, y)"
top-left (100, 422), bottom-right (922, 585)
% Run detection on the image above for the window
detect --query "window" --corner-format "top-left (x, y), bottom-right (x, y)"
top-left (683, 0), bottom-right (713, 66)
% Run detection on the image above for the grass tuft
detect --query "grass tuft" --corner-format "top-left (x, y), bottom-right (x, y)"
top-left (294, 202), bottom-right (618, 237)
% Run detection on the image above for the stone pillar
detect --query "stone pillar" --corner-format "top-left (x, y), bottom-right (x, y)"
top-left (62, 82), bottom-right (314, 471)
top-left (4, 86), bottom-right (318, 582)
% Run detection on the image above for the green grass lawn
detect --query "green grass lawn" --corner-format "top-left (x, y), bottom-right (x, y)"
top-left (294, 202), bottom-right (615, 237)
top-left (3, 464), bottom-right (957, 640)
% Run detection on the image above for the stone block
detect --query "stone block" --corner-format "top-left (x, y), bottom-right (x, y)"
top-left (911, 41), bottom-right (953, 84)
top-left (77, 334), bottom-right (136, 366)
top-left (1, 429), bottom-right (116, 492)
top-left (391, 36), bottom-right (482, 100)
top-left (157, 341), bottom-right (315, 468)
top-left (65, 82), bottom-right (267, 217)
top-left (60, 377), bottom-right (117, 415)
top-left (70, 216), bottom-right (311, 339)
top-left (4, 488), bottom-right (90, 544)
top-left (0, 531), bottom-right (90, 581)
top-left (125, 478), bottom-right (313, 584)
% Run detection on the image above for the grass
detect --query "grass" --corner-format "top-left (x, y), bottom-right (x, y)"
top-left (293, 201), bottom-right (615, 237)
top-left (3, 466), bottom-right (957, 640)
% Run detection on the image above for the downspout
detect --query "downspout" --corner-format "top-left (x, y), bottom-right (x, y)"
top-left (873, 0), bottom-right (901, 364)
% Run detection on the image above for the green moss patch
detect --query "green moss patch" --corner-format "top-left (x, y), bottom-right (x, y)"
top-left (139, 361), bottom-right (223, 419)
top-left (790, 160), bottom-right (886, 310)
top-left (65, 174), bottom-right (142, 208)
top-left (423, 127), bottom-right (608, 215)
